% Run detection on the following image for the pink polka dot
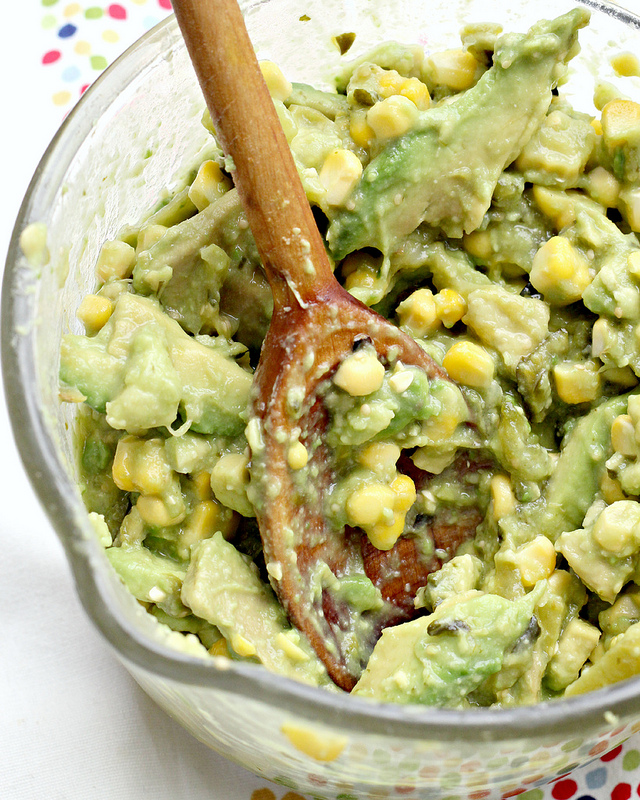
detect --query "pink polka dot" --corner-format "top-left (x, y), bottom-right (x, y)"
top-left (158, 0), bottom-right (172, 8)
top-left (42, 50), bottom-right (61, 64)
top-left (551, 779), bottom-right (578, 800)
top-left (107, 3), bottom-right (126, 19)
top-left (80, 84), bottom-right (89, 94)
top-left (603, 745), bottom-right (624, 762)
top-left (613, 784), bottom-right (632, 800)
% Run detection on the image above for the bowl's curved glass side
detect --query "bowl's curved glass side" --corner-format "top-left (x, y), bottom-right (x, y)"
top-left (5, 0), bottom-right (640, 795)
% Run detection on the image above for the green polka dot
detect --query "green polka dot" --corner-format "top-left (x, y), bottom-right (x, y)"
top-left (561, 738), bottom-right (584, 752)
top-left (519, 790), bottom-right (544, 800)
top-left (90, 54), bottom-right (108, 70)
top-left (623, 748), bottom-right (640, 770)
top-left (42, 0), bottom-right (59, 6)
top-left (85, 6), bottom-right (103, 18)
top-left (41, 13), bottom-right (57, 28)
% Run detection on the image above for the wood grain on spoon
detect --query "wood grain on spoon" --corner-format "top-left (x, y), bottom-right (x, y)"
top-left (172, 0), bottom-right (463, 690)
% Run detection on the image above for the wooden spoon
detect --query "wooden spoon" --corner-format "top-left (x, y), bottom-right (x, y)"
top-left (173, 0), bottom-right (479, 690)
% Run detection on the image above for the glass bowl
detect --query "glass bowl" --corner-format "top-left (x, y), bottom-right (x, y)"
top-left (5, 0), bottom-right (640, 797)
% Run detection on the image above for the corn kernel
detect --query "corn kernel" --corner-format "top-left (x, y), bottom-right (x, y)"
top-left (591, 118), bottom-right (603, 136)
top-left (188, 160), bottom-right (231, 212)
top-left (367, 95), bottom-right (419, 140)
top-left (358, 442), bottom-right (401, 475)
top-left (399, 77), bottom-right (431, 110)
top-left (378, 69), bottom-right (405, 96)
top-left (554, 361), bottom-right (601, 404)
top-left (186, 499), bottom-right (220, 539)
top-left (349, 109), bottom-right (375, 148)
top-left (585, 166), bottom-right (620, 208)
top-left (95, 239), bottom-right (136, 282)
top-left (210, 452), bottom-right (253, 517)
top-left (230, 633), bottom-right (257, 658)
top-left (427, 48), bottom-right (482, 91)
top-left (411, 448), bottom-right (456, 475)
top-left (390, 474), bottom-right (416, 512)
top-left (319, 149), bottom-right (363, 207)
top-left (529, 236), bottom-right (591, 306)
top-left (259, 60), bottom-right (292, 101)
top-left (463, 230), bottom-right (493, 260)
top-left (592, 500), bottom-right (640, 556)
top-left (611, 414), bottom-right (639, 457)
top-left (287, 440), bottom-right (309, 470)
top-left (281, 723), bottom-right (347, 763)
top-left (515, 536), bottom-right (557, 587)
top-left (600, 471), bottom-right (626, 504)
top-left (209, 638), bottom-right (231, 658)
top-left (396, 288), bottom-right (440, 337)
top-left (136, 494), bottom-right (185, 527)
top-left (346, 483), bottom-right (396, 527)
top-left (367, 512), bottom-right (405, 551)
top-left (601, 99), bottom-right (640, 147)
top-left (333, 348), bottom-right (385, 396)
top-left (76, 294), bottom-right (114, 333)
top-left (136, 224), bottom-right (167, 253)
top-left (434, 288), bottom-right (467, 327)
top-left (490, 474), bottom-right (516, 521)
top-left (276, 631), bottom-right (310, 663)
top-left (611, 52), bottom-right (640, 78)
top-left (192, 471), bottom-right (213, 501)
top-left (531, 186), bottom-right (577, 228)
top-left (442, 341), bottom-right (495, 388)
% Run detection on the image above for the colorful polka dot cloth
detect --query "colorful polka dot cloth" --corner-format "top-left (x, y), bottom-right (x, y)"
top-left (30, 1), bottom-right (640, 799)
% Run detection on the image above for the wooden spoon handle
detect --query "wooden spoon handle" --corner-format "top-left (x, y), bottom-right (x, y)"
top-left (173, 0), bottom-right (336, 308)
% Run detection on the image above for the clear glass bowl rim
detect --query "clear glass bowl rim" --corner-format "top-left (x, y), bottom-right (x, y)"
top-left (4, 0), bottom-right (640, 745)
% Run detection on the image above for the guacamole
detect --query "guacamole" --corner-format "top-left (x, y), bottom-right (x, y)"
top-left (59, 8), bottom-right (640, 706)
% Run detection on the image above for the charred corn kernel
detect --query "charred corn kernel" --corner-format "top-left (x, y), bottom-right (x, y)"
top-left (95, 239), bottom-right (136, 282)
top-left (434, 288), bottom-right (466, 328)
top-left (396, 288), bottom-right (440, 337)
top-left (515, 536), bottom-right (557, 587)
top-left (259, 60), bottom-right (292, 101)
top-left (230, 633), bottom-right (257, 658)
top-left (592, 500), bottom-right (640, 555)
top-left (136, 224), bottom-right (167, 252)
top-left (319, 149), bottom-right (363, 206)
top-left (390, 474), bottom-right (416, 512)
top-left (529, 236), bottom-right (591, 306)
top-left (531, 185), bottom-right (577, 228)
top-left (585, 166), bottom-right (620, 207)
top-left (378, 69), bottom-right (405, 96)
top-left (553, 361), bottom-right (601, 404)
top-left (601, 99), bottom-right (640, 147)
top-left (346, 483), bottom-right (396, 527)
top-left (136, 495), bottom-right (185, 527)
top-left (611, 414), bottom-right (638, 457)
top-left (463, 229), bottom-right (492, 260)
top-left (76, 293), bottom-right (113, 333)
top-left (367, 95), bottom-right (419, 140)
top-left (287, 440), bottom-right (308, 470)
top-left (349, 109), bottom-right (375, 148)
top-left (358, 442), bottom-right (401, 475)
top-left (600, 471), bottom-right (626, 504)
top-left (611, 51), bottom-right (640, 78)
top-left (188, 160), bottom-right (231, 211)
top-left (591, 117), bottom-right (603, 136)
top-left (333, 348), bottom-right (385, 396)
top-left (399, 77), bottom-right (431, 110)
top-left (209, 638), bottom-right (231, 658)
top-left (490, 474), bottom-right (516, 521)
top-left (427, 48), bottom-right (482, 91)
top-left (443, 341), bottom-right (494, 388)
top-left (281, 722), bottom-right (347, 762)
top-left (619, 187), bottom-right (640, 232)
top-left (192, 471), bottom-right (213, 501)
top-left (368, 512), bottom-right (405, 551)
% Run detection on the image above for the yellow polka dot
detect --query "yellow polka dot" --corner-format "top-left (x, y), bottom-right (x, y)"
top-left (53, 90), bottom-right (72, 106)
top-left (131, 0), bottom-right (147, 4)
top-left (74, 40), bottom-right (91, 55)
top-left (64, 2), bottom-right (81, 16)
top-left (102, 29), bottom-right (119, 43)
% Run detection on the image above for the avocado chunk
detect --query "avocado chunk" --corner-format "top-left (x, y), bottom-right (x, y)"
top-left (327, 10), bottom-right (589, 257)
top-left (352, 585), bottom-right (544, 706)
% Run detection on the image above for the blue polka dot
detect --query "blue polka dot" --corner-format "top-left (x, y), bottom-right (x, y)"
top-left (585, 766), bottom-right (608, 790)
top-left (58, 23), bottom-right (77, 38)
top-left (143, 15), bottom-right (160, 29)
top-left (62, 65), bottom-right (81, 82)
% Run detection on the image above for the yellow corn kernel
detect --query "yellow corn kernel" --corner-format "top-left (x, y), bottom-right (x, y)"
top-left (611, 52), bottom-right (640, 78)
top-left (490, 474), bottom-right (516, 521)
top-left (186, 499), bottom-right (221, 539)
top-left (554, 361), bottom-right (601, 404)
top-left (367, 512), bottom-right (405, 551)
top-left (585, 166), bottom-right (620, 208)
top-left (390, 474), bottom-right (416, 512)
top-left (611, 414), bottom-right (638, 457)
top-left (600, 471), bottom-right (626, 505)
top-left (111, 435), bottom-right (138, 492)
top-left (529, 236), bottom-right (592, 306)
top-left (396, 288), bottom-right (440, 337)
top-left (349, 109), bottom-right (375, 148)
top-left (531, 186), bottom-right (577, 229)
top-left (95, 239), bottom-right (136, 282)
top-left (275, 631), bottom-right (310, 663)
top-left (346, 483), bottom-right (396, 528)
top-left (463, 230), bottom-right (493, 260)
top-left (378, 69), bottom-right (405, 97)
top-left (427, 48), bottom-right (482, 91)
top-left (421, 383), bottom-right (468, 444)
top-left (591, 118), bottom-right (603, 136)
top-left (188, 160), bottom-right (231, 212)
top-left (592, 500), bottom-right (640, 556)
top-left (281, 722), bottom-right (347, 763)
top-left (209, 638), bottom-right (231, 658)
top-left (399, 77), bottom-right (431, 110)
top-left (515, 536), bottom-right (557, 587)
top-left (601, 99), bottom-right (640, 147)
top-left (287, 440), bottom-right (309, 470)
top-left (259, 60), bottom-right (292, 101)
top-left (319, 149), bottom-right (363, 207)
top-left (358, 442), bottom-right (401, 475)
top-left (333, 348), bottom-right (385, 396)
top-left (136, 223), bottom-right (167, 252)
top-left (76, 293), bottom-right (114, 333)
top-left (192, 471), bottom-right (213, 501)
top-left (434, 288), bottom-right (466, 328)
top-left (367, 95), bottom-right (419, 140)
top-left (136, 494), bottom-right (185, 527)
top-left (442, 341), bottom-right (495, 389)
top-left (629, 252), bottom-right (640, 280)
top-left (230, 633), bottom-right (257, 658)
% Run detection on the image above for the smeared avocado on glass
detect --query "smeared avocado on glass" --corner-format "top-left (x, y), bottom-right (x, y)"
top-left (60, 8), bottom-right (640, 706)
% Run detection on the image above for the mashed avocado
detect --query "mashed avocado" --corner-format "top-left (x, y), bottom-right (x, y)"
top-left (59, 9), bottom-right (640, 706)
